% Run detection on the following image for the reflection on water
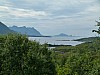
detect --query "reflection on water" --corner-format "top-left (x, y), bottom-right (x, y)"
top-left (29, 36), bottom-right (84, 46)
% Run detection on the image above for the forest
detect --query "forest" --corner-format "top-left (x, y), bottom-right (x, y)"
top-left (0, 21), bottom-right (100, 75)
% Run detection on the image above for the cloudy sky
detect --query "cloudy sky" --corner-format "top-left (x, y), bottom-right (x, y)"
top-left (0, 0), bottom-right (100, 36)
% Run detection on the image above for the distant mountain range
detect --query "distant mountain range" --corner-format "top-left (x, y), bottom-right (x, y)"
top-left (9, 26), bottom-right (42, 36)
top-left (54, 33), bottom-right (72, 37)
top-left (0, 22), bottom-right (14, 34)
top-left (0, 22), bottom-right (42, 36)
top-left (0, 22), bottom-right (78, 37)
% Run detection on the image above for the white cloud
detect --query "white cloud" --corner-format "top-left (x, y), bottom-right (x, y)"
top-left (0, 0), bottom-right (98, 19)
top-left (0, 6), bottom-right (49, 19)
top-left (10, 8), bottom-right (48, 18)
top-left (87, 5), bottom-right (100, 13)
top-left (0, 0), bottom-right (13, 7)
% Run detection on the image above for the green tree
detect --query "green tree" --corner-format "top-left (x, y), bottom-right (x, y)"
top-left (0, 34), bottom-right (56, 75)
top-left (92, 19), bottom-right (100, 34)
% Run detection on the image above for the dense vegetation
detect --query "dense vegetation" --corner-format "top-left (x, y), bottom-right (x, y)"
top-left (0, 34), bottom-right (56, 75)
top-left (52, 38), bottom-right (100, 75)
top-left (0, 34), bottom-right (100, 75)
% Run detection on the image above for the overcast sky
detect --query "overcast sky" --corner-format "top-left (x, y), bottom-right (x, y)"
top-left (0, 0), bottom-right (100, 36)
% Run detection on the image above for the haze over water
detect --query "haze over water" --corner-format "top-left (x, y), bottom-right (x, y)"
top-left (29, 36), bottom-right (83, 46)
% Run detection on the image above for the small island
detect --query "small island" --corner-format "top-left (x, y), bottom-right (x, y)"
top-left (54, 33), bottom-right (73, 37)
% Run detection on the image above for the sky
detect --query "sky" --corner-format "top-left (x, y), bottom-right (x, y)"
top-left (0, 0), bottom-right (100, 36)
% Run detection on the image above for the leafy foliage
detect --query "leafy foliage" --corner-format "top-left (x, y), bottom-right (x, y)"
top-left (92, 19), bottom-right (100, 34)
top-left (0, 34), bottom-right (56, 75)
top-left (52, 38), bottom-right (100, 75)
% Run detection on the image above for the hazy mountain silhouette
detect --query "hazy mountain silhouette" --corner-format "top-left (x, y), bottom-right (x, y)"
top-left (54, 33), bottom-right (72, 37)
top-left (0, 22), bottom-right (14, 34)
top-left (9, 26), bottom-right (42, 36)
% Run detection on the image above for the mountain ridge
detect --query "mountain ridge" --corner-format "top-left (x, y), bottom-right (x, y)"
top-left (0, 22), bottom-right (15, 34)
top-left (9, 26), bottom-right (42, 36)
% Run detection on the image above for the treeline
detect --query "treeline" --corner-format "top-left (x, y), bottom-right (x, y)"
top-left (0, 34), bottom-right (100, 75)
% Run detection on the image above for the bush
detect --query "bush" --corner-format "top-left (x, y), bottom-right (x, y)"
top-left (0, 34), bottom-right (56, 75)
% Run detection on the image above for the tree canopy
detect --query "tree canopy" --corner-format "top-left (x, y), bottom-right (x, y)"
top-left (0, 34), bottom-right (56, 75)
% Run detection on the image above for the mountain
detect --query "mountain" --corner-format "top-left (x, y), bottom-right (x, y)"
top-left (0, 22), bottom-right (14, 34)
top-left (54, 33), bottom-right (72, 37)
top-left (9, 26), bottom-right (42, 36)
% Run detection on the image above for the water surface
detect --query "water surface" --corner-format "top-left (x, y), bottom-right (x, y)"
top-left (29, 36), bottom-right (84, 46)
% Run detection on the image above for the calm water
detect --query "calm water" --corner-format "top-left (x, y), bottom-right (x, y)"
top-left (29, 36), bottom-right (84, 46)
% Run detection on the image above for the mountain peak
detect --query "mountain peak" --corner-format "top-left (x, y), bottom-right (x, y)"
top-left (9, 26), bottom-right (42, 36)
top-left (0, 22), bottom-right (5, 25)
top-left (0, 21), bottom-right (3, 23)
top-left (59, 33), bottom-right (68, 36)
top-left (54, 33), bottom-right (68, 37)
top-left (0, 22), bottom-right (15, 34)
top-left (54, 33), bottom-right (73, 37)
